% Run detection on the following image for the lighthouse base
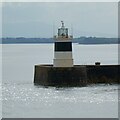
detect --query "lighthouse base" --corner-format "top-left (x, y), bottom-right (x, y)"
top-left (34, 64), bottom-right (119, 87)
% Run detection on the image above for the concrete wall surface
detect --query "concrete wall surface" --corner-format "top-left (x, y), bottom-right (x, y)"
top-left (34, 65), bottom-right (120, 87)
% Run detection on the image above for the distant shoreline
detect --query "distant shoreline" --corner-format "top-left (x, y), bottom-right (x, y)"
top-left (1, 43), bottom-right (119, 45)
top-left (0, 37), bottom-right (119, 44)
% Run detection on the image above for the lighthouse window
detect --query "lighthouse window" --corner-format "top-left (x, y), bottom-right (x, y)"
top-left (55, 42), bottom-right (72, 51)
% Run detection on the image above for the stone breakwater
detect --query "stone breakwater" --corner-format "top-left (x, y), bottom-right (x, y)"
top-left (34, 65), bottom-right (119, 87)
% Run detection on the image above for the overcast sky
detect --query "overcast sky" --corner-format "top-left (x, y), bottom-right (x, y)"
top-left (2, 2), bottom-right (118, 38)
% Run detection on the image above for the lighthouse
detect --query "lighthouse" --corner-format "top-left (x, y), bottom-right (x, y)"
top-left (34, 21), bottom-right (118, 86)
top-left (53, 21), bottom-right (73, 67)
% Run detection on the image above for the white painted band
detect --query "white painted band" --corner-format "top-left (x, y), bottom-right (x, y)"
top-left (54, 52), bottom-right (73, 59)
top-left (54, 40), bottom-right (72, 42)
top-left (53, 59), bottom-right (73, 67)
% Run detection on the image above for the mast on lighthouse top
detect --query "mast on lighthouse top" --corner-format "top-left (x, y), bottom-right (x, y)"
top-left (61, 21), bottom-right (64, 27)
top-left (54, 21), bottom-right (73, 41)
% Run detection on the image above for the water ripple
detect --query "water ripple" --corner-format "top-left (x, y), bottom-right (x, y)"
top-left (2, 83), bottom-right (118, 106)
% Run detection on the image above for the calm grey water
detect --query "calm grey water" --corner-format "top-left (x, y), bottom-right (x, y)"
top-left (2, 44), bottom-right (119, 118)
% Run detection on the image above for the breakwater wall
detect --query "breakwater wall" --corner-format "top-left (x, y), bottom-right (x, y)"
top-left (34, 65), bottom-right (119, 87)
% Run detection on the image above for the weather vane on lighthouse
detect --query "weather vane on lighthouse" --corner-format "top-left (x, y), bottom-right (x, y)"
top-left (53, 21), bottom-right (73, 67)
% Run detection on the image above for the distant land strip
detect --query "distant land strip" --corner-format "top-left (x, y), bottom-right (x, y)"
top-left (0, 37), bottom-right (119, 44)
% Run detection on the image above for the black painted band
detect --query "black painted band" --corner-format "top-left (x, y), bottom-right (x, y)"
top-left (55, 42), bottom-right (72, 51)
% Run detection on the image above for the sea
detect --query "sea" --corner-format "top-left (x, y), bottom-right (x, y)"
top-left (1, 43), bottom-right (119, 118)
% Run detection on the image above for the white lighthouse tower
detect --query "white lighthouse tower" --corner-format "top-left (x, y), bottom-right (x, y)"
top-left (53, 21), bottom-right (73, 67)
